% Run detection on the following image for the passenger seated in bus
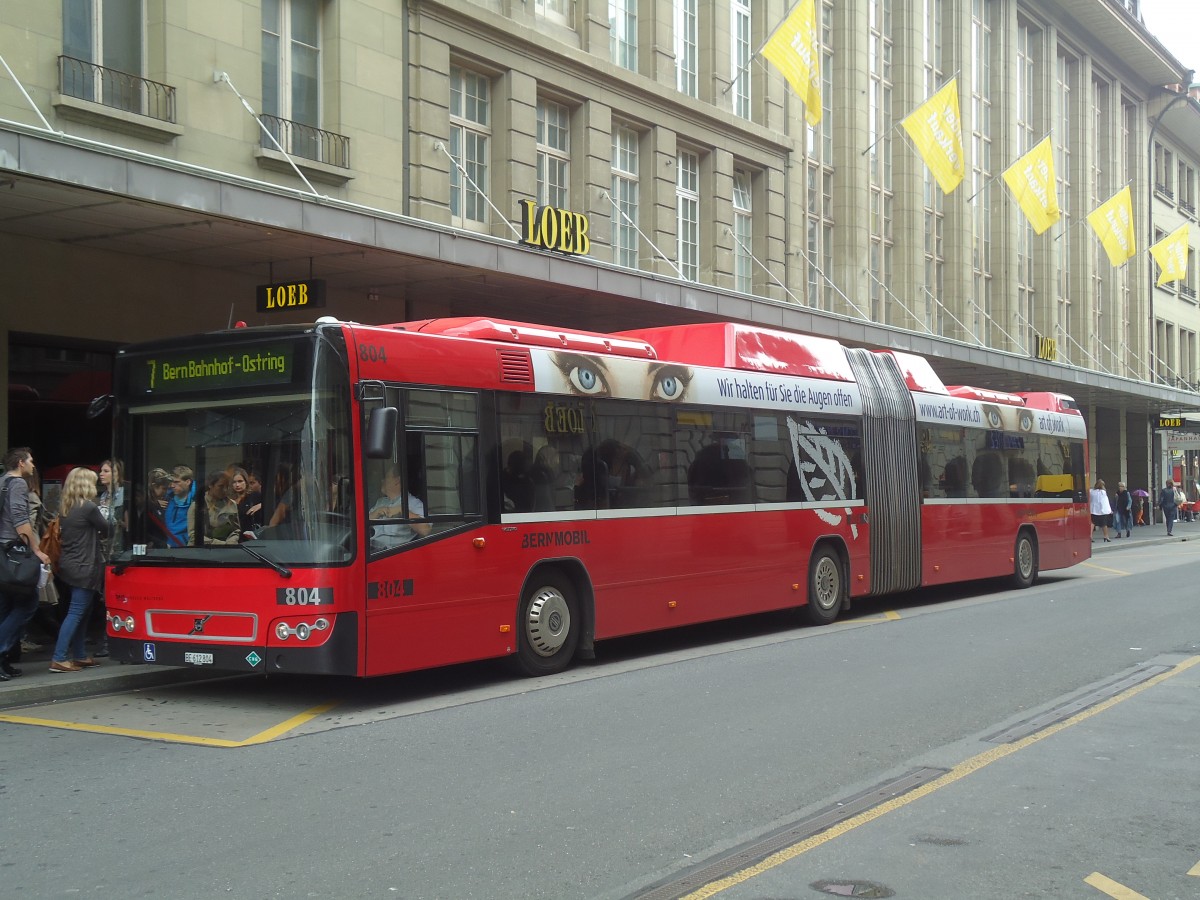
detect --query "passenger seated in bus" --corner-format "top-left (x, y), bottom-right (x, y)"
top-left (942, 455), bottom-right (968, 497)
top-left (597, 439), bottom-right (652, 507)
top-left (501, 450), bottom-right (534, 513)
top-left (1008, 458), bottom-right (1036, 498)
top-left (575, 448), bottom-right (610, 510)
top-left (530, 446), bottom-right (564, 512)
top-left (971, 452), bottom-right (1006, 499)
top-left (369, 465), bottom-right (431, 549)
top-left (688, 443), bottom-right (753, 505)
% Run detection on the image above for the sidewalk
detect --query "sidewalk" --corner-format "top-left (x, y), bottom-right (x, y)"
top-left (0, 634), bottom-right (229, 709)
top-left (0, 520), bottom-right (1189, 709)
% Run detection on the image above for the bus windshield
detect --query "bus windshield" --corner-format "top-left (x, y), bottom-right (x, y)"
top-left (111, 329), bottom-right (355, 566)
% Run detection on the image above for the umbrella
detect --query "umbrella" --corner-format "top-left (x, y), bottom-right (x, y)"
top-left (1133, 489), bottom-right (1150, 497)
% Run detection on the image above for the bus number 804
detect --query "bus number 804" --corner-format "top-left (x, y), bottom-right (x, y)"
top-left (276, 587), bottom-right (333, 606)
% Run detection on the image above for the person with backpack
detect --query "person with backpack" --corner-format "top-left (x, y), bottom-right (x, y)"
top-left (1158, 478), bottom-right (1180, 537)
top-left (0, 448), bottom-right (51, 682)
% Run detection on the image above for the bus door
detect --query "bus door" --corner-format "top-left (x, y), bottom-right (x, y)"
top-left (846, 349), bottom-right (922, 594)
top-left (360, 386), bottom-right (496, 674)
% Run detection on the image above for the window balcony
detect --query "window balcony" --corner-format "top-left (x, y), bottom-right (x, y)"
top-left (1154, 182), bottom-right (1175, 201)
top-left (255, 114), bottom-right (352, 186)
top-left (54, 55), bottom-right (181, 141)
top-left (1181, 284), bottom-right (1197, 301)
top-left (259, 114), bottom-right (350, 169)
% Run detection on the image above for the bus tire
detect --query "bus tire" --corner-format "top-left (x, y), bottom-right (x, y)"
top-left (515, 573), bottom-right (580, 676)
top-left (1011, 532), bottom-right (1038, 589)
top-left (802, 546), bottom-right (845, 626)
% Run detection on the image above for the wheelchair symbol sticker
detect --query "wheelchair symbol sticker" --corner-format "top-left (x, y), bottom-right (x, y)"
top-left (144, 643), bottom-right (156, 662)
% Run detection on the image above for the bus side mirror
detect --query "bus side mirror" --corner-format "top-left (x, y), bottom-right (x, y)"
top-left (365, 407), bottom-right (397, 459)
top-left (86, 394), bottom-right (113, 420)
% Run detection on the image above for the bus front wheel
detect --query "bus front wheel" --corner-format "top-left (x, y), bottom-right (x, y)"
top-left (1011, 532), bottom-right (1039, 589)
top-left (516, 574), bottom-right (580, 676)
top-left (803, 546), bottom-right (845, 626)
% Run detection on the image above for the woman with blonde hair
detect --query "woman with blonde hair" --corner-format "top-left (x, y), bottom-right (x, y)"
top-left (50, 467), bottom-right (113, 673)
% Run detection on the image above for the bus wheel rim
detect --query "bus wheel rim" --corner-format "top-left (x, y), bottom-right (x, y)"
top-left (1018, 539), bottom-right (1033, 578)
top-left (813, 557), bottom-right (840, 611)
top-left (526, 588), bottom-right (571, 657)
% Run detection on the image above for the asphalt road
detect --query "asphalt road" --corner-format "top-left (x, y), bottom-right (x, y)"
top-left (1, 536), bottom-right (1197, 899)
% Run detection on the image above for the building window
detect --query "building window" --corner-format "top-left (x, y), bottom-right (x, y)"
top-left (62, 0), bottom-right (143, 109)
top-left (805, 0), bottom-right (834, 311)
top-left (675, 0), bottom-right (697, 97)
top-left (921, 0), bottom-right (944, 335)
top-left (535, 0), bottom-right (571, 26)
top-left (676, 150), bottom-right (699, 281)
top-left (970, 0), bottom-right (992, 343)
top-left (1015, 21), bottom-right (1039, 351)
top-left (449, 66), bottom-right (491, 227)
top-left (1056, 50), bottom-right (1076, 354)
top-left (867, 0), bottom-right (893, 324)
top-left (1186, 247), bottom-right (1199, 303)
top-left (1154, 143), bottom-right (1175, 198)
top-left (733, 170), bottom-right (753, 293)
top-left (610, 0), bottom-right (638, 71)
top-left (611, 126), bottom-right (640, 268)
top-left (731, 0), bottom-right (751, 119)
top-left (537, 99), bottom-right (570, 209)
top-left (260, 0), bottom-right (324, 163)
top-left (1178, 162), bottom-right (1196, 216)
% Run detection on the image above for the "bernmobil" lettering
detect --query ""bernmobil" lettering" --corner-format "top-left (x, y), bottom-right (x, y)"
top-left (520, 529), bottom-right (592, 549)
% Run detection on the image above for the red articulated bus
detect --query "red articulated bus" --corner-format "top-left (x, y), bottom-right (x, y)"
top-left (103, 316), bottom-right (1090, 676)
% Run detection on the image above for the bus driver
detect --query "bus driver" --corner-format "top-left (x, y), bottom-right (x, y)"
top-left (369, 466), bottom-right (431, 550)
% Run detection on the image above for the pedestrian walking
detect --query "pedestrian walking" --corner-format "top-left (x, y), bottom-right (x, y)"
top-left (1158, 478), bottom-right (1179, 537)
top-left (49, 467), bottom-right (113, 673)
top-left (1113, 482), bottom-right (1132, 538)
top-left (1090, 479), bottom-right (1113, 542)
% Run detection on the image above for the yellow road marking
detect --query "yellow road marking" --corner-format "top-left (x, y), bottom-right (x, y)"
top-left (681, 655), bottom-right (1200, 899)
top-left (1081, 561), bottom-right (1131, 575)
top-left (0, 700), bottom-right (338, 748)
top-left (1083, 872), bottom-right (1150, 899)
top-left (882, 610), bottom-right (900, 620)
top-left (1189, 859), bottom-right (1200, 877)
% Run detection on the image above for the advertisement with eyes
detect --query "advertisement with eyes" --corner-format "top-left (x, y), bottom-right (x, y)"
top-left (532, 350), bottom-right (695, 402)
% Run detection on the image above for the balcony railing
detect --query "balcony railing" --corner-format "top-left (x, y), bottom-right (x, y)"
top-left (260, 114), bottom-right (350, 169)
top-left (58, 55), bottom-right (175, 123)
top-left (1181, 284), bottom-right (1197, 301)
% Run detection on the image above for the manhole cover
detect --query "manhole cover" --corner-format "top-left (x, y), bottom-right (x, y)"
top-left (810, 879), bottom-right (895, 898)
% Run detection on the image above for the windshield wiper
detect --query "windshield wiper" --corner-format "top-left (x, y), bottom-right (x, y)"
top-left (238, 541), bottom-right (292, 578)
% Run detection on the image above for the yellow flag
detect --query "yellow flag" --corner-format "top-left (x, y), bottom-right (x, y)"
top-left (761, 0), bottom-right (822, 127)
top-left (1150, 223), bottom-right (1190, 286)
top-left (901, 79), bottom-right (965, 194)
top-left (1002, 137), bottom-right (1060, 235)
top-left (1086, 186), bottom-right (1136, 267)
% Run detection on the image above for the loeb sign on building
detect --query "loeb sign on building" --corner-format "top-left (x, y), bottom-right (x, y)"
top-left (518, 199), bottom-right (591, 256)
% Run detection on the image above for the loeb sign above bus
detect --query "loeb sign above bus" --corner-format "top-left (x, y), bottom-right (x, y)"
top-left (255, 278), bottom-right (327, 313)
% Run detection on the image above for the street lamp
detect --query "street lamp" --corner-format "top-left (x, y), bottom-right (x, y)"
top-left (1146, 86), bottom-right (1200, 509)
top-left (1146, 87), bottom-right (1200, 386)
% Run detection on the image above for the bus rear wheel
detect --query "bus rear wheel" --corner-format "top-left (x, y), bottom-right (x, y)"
top-left (516, 574), bottom-right (580, 676)
top-left (803, 546), bottom-right (845, 626)
top-left (1011, 532), bottom-right (1038, 589)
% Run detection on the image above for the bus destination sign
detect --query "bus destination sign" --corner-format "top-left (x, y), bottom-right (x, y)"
top-left (134, 344), bottom-right (295, 395)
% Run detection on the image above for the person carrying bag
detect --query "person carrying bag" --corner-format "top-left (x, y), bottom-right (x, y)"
top-left (0, 448), bottom-right (52, 681)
